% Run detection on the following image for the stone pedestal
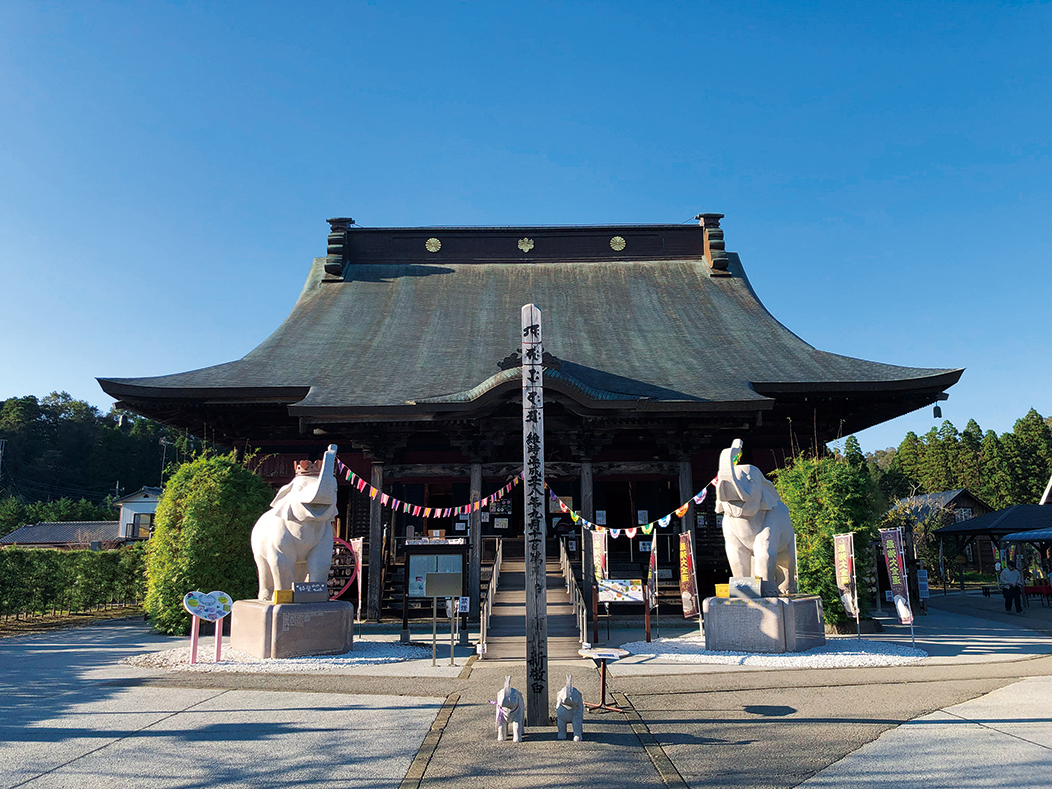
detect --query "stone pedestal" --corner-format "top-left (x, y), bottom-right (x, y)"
top-left (231, 599), bottom-right (354, 659)
top-left (703, 595), bottom-right (825, 654)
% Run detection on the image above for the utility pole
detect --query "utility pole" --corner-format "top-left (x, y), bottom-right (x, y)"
top-left (159, 437), bottom-right (176, 486)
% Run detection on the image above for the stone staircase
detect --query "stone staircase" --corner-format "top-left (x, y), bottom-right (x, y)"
top-left (483, 537), bottom-right (584, 661)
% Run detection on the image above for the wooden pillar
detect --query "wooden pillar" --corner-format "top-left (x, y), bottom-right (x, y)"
top-left (367, 461), bottom-right (384, 621)
top-left (521, 303), bottom-right (549, 727)
top-left (679, 459), bottom-right (696, 534)
top-left (469, 461), bottom-right (482, 619)
top-left (581, 460), bottom-right (595, 613)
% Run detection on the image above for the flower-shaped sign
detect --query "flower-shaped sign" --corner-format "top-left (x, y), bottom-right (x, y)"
top-left (183, 590), bottom-right (233, 622)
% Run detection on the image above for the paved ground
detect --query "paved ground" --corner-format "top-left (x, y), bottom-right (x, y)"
top-left (2, 589), bottom-right (1052, 788)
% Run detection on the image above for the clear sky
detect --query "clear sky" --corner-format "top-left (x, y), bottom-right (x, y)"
top-left (1, 1), bottom-right (1048, 454)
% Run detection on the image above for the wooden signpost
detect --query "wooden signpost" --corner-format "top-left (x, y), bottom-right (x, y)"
top-left (522, 303), bottom-right (549, 727)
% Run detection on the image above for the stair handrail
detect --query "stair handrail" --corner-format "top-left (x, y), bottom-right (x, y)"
top-left (479, 536), bottom-right (503, 656)
top-left (559, 537), bottom-right (589, 645)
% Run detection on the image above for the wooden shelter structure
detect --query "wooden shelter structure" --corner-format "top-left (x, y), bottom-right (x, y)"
top-left (937, 505), bottom-right (1052, 559)
top-left (99, 215), bottom-right (962, 619)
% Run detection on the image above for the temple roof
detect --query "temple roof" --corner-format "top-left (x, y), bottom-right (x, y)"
top-left (98, 221), bottom-right (962, 443)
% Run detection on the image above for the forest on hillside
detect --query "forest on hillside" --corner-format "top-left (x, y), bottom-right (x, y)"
top-left (860, 408), bottom-right (1052, 510)
top-left (0, 393), bottom-right (202, 537)
top-left (1, 392), bottom-right (1049, 538)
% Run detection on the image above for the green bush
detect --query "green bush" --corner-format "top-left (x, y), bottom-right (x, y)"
top-left (772, 451), bottom-right (879, 625)
top-left (144, 453), bottom-right (273, 635)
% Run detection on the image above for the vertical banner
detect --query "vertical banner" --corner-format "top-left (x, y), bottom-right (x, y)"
top-left (521, 303), bottom-right (548, 726)
top-left (879, 528), bottom-right (914, 625)
top-left (351, 537), bottom-right (364, 623)
top-left (592, 529), bottom-right (609, 581)
top-left (648, 537), bottom-right (659, 611)
top-left (833, 533), bottom-right (858, 618)
top-left (679, 532), bottom-right (700, 619)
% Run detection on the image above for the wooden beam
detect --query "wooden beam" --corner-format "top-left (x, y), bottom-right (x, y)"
top-left (581, 460), bottom-right (595, 615)
top-left (679, 459), bottom-right (696, 535)
top-left (379, 460), bottom-right (683, 480)
top-left (367, 462), bottom-right (384, 621)
top-left (468, 461), bottom-right (482, 620)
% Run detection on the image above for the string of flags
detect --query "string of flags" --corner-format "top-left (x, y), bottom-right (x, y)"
top-left (545, 475), bottom-right (718, 538)
top-left (335, 459), bottom-right (520, 519)
top-left (336, 457), bottom-right (724, 537)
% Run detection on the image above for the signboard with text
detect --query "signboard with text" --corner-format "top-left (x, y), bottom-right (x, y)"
top-left (879, 528), bottom-right (913, 625)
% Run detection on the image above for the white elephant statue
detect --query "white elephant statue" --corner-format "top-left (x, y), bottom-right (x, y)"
top-left (251, 444), bottom-right (338, 601)
top-left (556, 674), bottom-right (583, 741)
top-left (495, 676), bottom-right (524, 742)
top-left (715, 439), bottom-right (797, 594)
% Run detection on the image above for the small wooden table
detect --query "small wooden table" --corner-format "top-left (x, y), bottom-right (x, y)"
top-left (579, 647), bottom-right (629, 713)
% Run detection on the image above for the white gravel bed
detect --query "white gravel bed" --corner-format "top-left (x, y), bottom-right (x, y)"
top-left (121, 638), bottom-right (432, 673)
top-left (620, 632), bottom-right (927, 668)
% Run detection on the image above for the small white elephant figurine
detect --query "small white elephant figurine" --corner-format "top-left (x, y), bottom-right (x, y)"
top-left (251, 444), bottom-right (338, 601)
top-left (495, 676), bottom-right (524, 742)
top-left (556, 674), bottom-right (583, 741)
top-left (715, 439), bottom-right (797, 594)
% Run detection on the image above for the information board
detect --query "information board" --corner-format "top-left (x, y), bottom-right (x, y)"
top-left (408, 553), bottom-right (464, 598)
top-left (598, 579), bottom-right (644, 602)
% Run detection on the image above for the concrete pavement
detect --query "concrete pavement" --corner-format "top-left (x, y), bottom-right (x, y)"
top-left (1, 589), bottom-right (1051, 788)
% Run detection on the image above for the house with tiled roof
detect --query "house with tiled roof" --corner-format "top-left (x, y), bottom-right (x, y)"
top-left (890, 490), bottom-right (994, 572)
top-left (1, 487), bottom-right (160, 549)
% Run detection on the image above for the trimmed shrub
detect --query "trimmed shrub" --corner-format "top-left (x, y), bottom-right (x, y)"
top-left (144, 453), bottom-right (273, 635)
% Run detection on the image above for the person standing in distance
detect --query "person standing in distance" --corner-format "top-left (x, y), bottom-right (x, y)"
top-left (999, 560), bottom-right (1024, 613)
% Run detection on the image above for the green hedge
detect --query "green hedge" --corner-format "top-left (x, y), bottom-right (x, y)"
top-left (144, 453), bottom-right (273, 635)
top-left (0, 542), bottom-right (146, 619)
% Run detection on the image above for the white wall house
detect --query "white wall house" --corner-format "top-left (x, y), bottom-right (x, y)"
top-left (115, 487), bottom-right (161, 539)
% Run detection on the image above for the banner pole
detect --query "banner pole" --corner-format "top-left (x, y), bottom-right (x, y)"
top-left (852, 533), bottom-right (860, 640)
top-left (695, 540), bottom-right (703, 641)
top-left (900, 528), bottom-right (916, 648)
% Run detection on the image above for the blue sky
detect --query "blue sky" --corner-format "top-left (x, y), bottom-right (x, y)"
top-left (1, 1), bottom-right (1048, 453)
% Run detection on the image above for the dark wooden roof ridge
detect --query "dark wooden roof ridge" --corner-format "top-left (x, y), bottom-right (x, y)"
top-left (98, 219), bottom-right (963, 421)
top-left (936, 505), bottom-right (1052, 536)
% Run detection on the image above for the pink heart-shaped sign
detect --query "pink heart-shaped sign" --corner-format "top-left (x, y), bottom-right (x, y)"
top-left (182, 590), bottom-right (233, 622)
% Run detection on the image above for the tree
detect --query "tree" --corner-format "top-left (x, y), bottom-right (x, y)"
top-left (144, 453), bottom-right (273, 635)
top-left (956, 419), bottom-right (984, 495)
top-left (980, 431), bottom-right (1012, 509)
top-left (1003, 409), bottom-right (1052, 503)
top-left (895, 432), bottom-right (924, 491)
top-left (772, 452), bottom-right (879, 624)
top-left (0, 497), bottom-right (117, 539)
top-left (0, 393), bottom-right (205, 533)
